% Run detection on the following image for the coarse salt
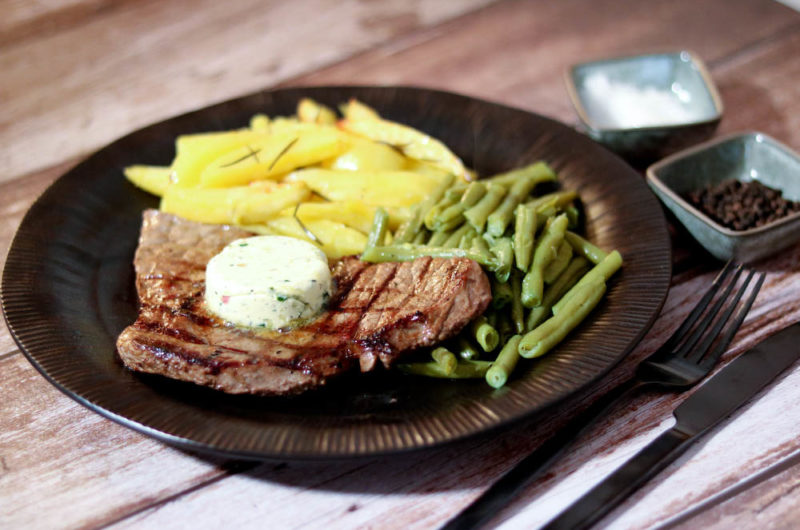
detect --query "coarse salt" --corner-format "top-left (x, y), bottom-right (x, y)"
top-left (581, 72), bottom-right (697, 129)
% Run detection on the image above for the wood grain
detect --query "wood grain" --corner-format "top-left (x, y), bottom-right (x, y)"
top-left (2, 0), bottom-right (800, 528)
top-left (0, 0), bottom-right (496, 182)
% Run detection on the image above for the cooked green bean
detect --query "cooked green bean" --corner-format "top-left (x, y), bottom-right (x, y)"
top-left (457, 336), bottom-right (481, 361)
top-left (526, 190), bottom-right (578, 211)
top-left (361, 243), bottom-right (497, 269)
top-left (397, 174), bottom-right (454, 242)
top-left (552, 250), bottom-right (622, 315)
top-left (431, 346), bottom-right (457, 375)
top-left (565, 205), bottom-right (580, 229)
top-left (519, 278), bottom-right (606, 358)
top-left (393, 205), bottom-right (420, 244)
top-left (511, 271), bottom-right (525, 333)
top-left (521, 213), bottom-right (569, 307)
top-left (486, 176), bottom-right (537, 237)
top-left (467, 235), bottom-right (494, 266)
top-left (457, 228), bottom-right (477, 250)
top-left (491, 237), bottom-right (514, 282)
top-left (492, 277), bottom-right (513, 309)
top-left (485, 161), bottom-right (557, 187)
top-left (428, 230), bottom-right (450, 246)
top-left (486, 335), bottom-right (522, 388)
top-left (525, 256), bottom-right (589, 330)
top-left (424, 189), bottom-right (461, 230)
top-left (471, 315), bottom-right (499, 352)
top-left (496, 311), bottom-right (514, 345)
top-left (464, 183), bottom-right (507, 232)
top-left (365, 207), bottom-right (389, 251)
top-left (397, 359), bottom-right (493, 378)
top-left (514, 204), bottom-right (536, 272)
top-left (444, 223), bottom-right (473, 248)
top-left (433, 181), bottom-right (486, 231)
top-left (543, 240), bottom-right (572, 284)
top-left (565, 231), bottom-right (608, 265)
top-left (413, 230), bottom-right (428, 244)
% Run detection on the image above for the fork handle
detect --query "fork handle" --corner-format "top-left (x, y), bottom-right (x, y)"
top-left (441, 377), bottom-right (644, 530)
top-left (542, 426), bottom-right (692, 530)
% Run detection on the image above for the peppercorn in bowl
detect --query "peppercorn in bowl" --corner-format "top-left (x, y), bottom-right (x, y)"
top-left (646, 132), bottom-right (800, 262)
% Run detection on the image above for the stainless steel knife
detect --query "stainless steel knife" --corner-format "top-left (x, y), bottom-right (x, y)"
top-left (543, 321), bottom-right (800, 530)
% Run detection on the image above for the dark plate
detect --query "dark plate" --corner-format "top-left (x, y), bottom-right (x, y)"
top-left (1, 86), bottom-right (671, 460)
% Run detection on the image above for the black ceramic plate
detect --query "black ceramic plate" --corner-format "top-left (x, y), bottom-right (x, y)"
top-left (2, 86), bottom-right (671, 460)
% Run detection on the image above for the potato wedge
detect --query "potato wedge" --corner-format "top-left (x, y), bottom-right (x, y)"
top-left (249, 114), bottom-right (270, 133)
top-left (266, 216), bottom-right (367, 260)
top-left (297, 98), bottom-right (337, 125)
top-left (286, 169), bottom-right (442, 208)
top-left (124, 165), bottom-right (172, 196)
top-left (283, 200), bottom-right (405, 234)
top-left (160, 181), bottom-right (310, 225)
top-left (325, 137), bottom-right (407, 171)
top-left (171, 130), bottom-right (269, 187)
top-left (339, 98), bottom-right (381, 121)
top-left (339, 118), bottom-right (469, 181)
top-left (200, 129), bottom-right (343, 187)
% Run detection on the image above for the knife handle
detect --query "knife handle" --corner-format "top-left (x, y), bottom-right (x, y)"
top-left (542, 427), bottom-right (692, 530)
top-left (441, 378), bottom-right (642, 530)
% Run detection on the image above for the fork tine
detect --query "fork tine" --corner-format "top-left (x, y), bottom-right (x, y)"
top-left (674, 264), bottom-right (744, 358)
top-left (685, 269), bottom-right (756, 363)
top-left (659, 260), bottom-right (737, 353)
top-left (697, 271), bottom-right (765, 369)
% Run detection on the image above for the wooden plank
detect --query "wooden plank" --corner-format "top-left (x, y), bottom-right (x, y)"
top-left (0, 0), bottom-right (497, 182)
top-left (292, 0), bottom-right (800, 136)
top-left (1, 0), bottom-right (119, 48)
top-left (672, 451), bottom-right (800, 529)
top-left (0, 354), bottom-right (235, 529)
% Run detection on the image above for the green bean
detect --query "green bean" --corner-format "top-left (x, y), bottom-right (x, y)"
top-left (511, 271), bottom-right (525, 333)
top-left (433, 181), bottom-right (487, 231)
top-left (486, 335), bottom-right (522, 388)
top-left (397, 359), bottom-right (493, 378)
top-left (565, 231), bottom-right (608, 265)
top-left (496, 311), bottom-right (514, 345)
top-left (525, 257), bottom-right (589, 330)
top-left (428, 230), bottom-right (450, 246)
top-left (519, 279), bottom-right (606, 358)
top-left (491, 237), bottom-right (514, 283)
top-left (526, 190), bottom-right (578, 211)
top-left (424, 189), bottom-right (461, 230)
top-left (467, 235), bottom-right (494, 267)
top-left (566, 205), bottom-right (580, 229)
top-left (471, 315), bottom-right (500, 352)
top-left (521, 213), bottom-right (569, 307)
top-left (457, 336), bottom-right (481, 361)
top-left (535, 203), bottom-right (559, 230)
top-left (413, 230), bottom-right (428, 244)
top-left (552, 250), bottom-right (622, 315)
top-left (361, 243), bottom-right (497, 269)
top-left (543, 241), bottom-right (573, 284)
top-left (365, 207), bottom-right (389, 251)
top-left (486, 176), bottom-right (538, 237)
top-left (431, 346), bottom-right (457, 375)
top-left (514, 204), bottom-right (536, 272)
top-left (464, 183), bottom-right (507, 232)
top-left (393, 205), bottom-right (421, 244)
top-left (485, 161), bottom-right (557, 187)
top-left (457, 228), bottom-right (477, 250)
top-left (492, 277), bottom-right (513, 309)
top-left (444, 223), bottom-right (473, 248)
top-left (399, 173), bottom-right (454, 239)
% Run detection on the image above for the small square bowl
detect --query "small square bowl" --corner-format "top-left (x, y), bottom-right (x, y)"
top-left (565, 50), bottom-right (723, 164)
top-left (647, 132), bottom-right (800, 262)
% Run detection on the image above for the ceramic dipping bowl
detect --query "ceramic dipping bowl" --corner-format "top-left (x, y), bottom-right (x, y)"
top-left (647, 132), bottom-right (800, 262)
top-left (565, 50), bottom-right (723, 164)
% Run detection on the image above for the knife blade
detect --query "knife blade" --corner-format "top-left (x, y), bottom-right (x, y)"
top-left (543, 321), bottom-right (800, 530)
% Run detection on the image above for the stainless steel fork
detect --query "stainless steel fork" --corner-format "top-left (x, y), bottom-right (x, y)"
top-left (443, 261), bottom-right (765, 530)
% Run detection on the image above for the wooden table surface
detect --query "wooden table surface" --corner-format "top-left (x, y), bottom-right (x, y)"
top-left (3, 0), bottom-right (800, 528)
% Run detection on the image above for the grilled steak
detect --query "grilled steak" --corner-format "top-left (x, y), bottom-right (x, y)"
top-left (116, 210), bottom-right (492, 395)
